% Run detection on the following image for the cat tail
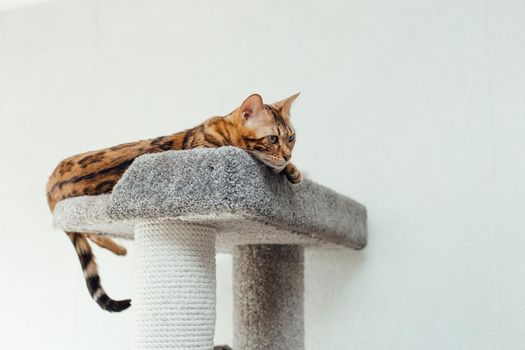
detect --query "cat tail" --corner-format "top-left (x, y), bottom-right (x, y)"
top-left (66, 232), bottom-right (131, 312)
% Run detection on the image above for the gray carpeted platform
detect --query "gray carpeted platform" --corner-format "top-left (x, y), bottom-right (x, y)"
top-left (54, 146), bottom-right (367, 250)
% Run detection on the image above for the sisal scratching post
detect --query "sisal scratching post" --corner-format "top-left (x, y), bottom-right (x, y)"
top-left (233, 245), bottom-right (304, 350)
top-left (133, 221), bottom-right (216, 350)
top-left (53, 147), bottom-right (367, 349)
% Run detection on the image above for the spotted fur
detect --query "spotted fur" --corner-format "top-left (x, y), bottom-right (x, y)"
top-left (47, 93), bottom-right (301, 312)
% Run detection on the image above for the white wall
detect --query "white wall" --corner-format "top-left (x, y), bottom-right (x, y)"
top-left (1, 0), bottom-right (524, 349)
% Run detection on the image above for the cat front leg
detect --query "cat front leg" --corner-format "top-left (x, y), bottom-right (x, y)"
top-left (282, 162), bottom-right (302, 184)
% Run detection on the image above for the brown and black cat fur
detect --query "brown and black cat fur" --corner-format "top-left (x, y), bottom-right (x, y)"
top-left (47, 93), bottom-right (301, 312)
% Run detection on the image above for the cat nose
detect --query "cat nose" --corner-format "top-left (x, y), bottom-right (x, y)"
top-left (283, 155), bottom-right (291, 161)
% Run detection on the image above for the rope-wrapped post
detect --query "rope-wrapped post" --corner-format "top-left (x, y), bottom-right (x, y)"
top-left (133, 220), bottom-right (216, 350)
top-left (233, 245), bottom-right (305, 350)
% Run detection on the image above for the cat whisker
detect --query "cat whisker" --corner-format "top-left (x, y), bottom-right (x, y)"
top-left (244, 150), bottom-right (287, 171)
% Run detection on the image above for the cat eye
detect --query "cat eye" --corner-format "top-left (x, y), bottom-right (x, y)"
top-left (267, 135), bottom-right (278, 144)
top-left (288, 134), bottom-right (295, 142)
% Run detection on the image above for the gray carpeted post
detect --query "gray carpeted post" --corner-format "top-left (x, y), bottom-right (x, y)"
top-left (233, 245), bottom-right (304, 350)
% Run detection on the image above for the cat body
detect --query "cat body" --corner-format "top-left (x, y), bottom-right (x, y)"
top-left (47, 93), bottom-right (301, 312)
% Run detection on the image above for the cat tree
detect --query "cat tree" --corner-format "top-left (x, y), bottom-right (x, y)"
top-left (53, 147), bottom-right (367, 350)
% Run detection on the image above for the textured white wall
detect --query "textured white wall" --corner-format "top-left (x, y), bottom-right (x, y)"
top-left (1, 0), bottom-right (524, 349)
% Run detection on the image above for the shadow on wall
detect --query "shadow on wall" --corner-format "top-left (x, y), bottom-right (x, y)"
top-left (306, 246), bottom-right (367, 321)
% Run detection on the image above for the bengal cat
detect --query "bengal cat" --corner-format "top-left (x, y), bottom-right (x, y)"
top-left (47, 93), bottom-right (301, 312)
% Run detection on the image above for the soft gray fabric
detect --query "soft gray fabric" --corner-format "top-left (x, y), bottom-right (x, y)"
top-left (233, 245), bottom-right (304, 350)
top-left (54, 146), bottom-right (367, 249)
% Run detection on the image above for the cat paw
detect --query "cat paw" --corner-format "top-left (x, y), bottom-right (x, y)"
top-left (213, 346), bottom-right (232, 350)
top-left (283, 163), bottom-right (302, 184)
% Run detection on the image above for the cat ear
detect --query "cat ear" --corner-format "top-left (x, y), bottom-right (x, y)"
top-left (272, 92), bottom-right (300, 117)
top-left (241, 94), bottom-right (265, 120)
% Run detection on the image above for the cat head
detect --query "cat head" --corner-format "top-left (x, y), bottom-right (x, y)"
top-left (232, 93), bottom-right (299, 171)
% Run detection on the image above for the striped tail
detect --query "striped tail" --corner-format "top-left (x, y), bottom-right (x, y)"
top-left (67, 232), bottom-right (131, 312)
